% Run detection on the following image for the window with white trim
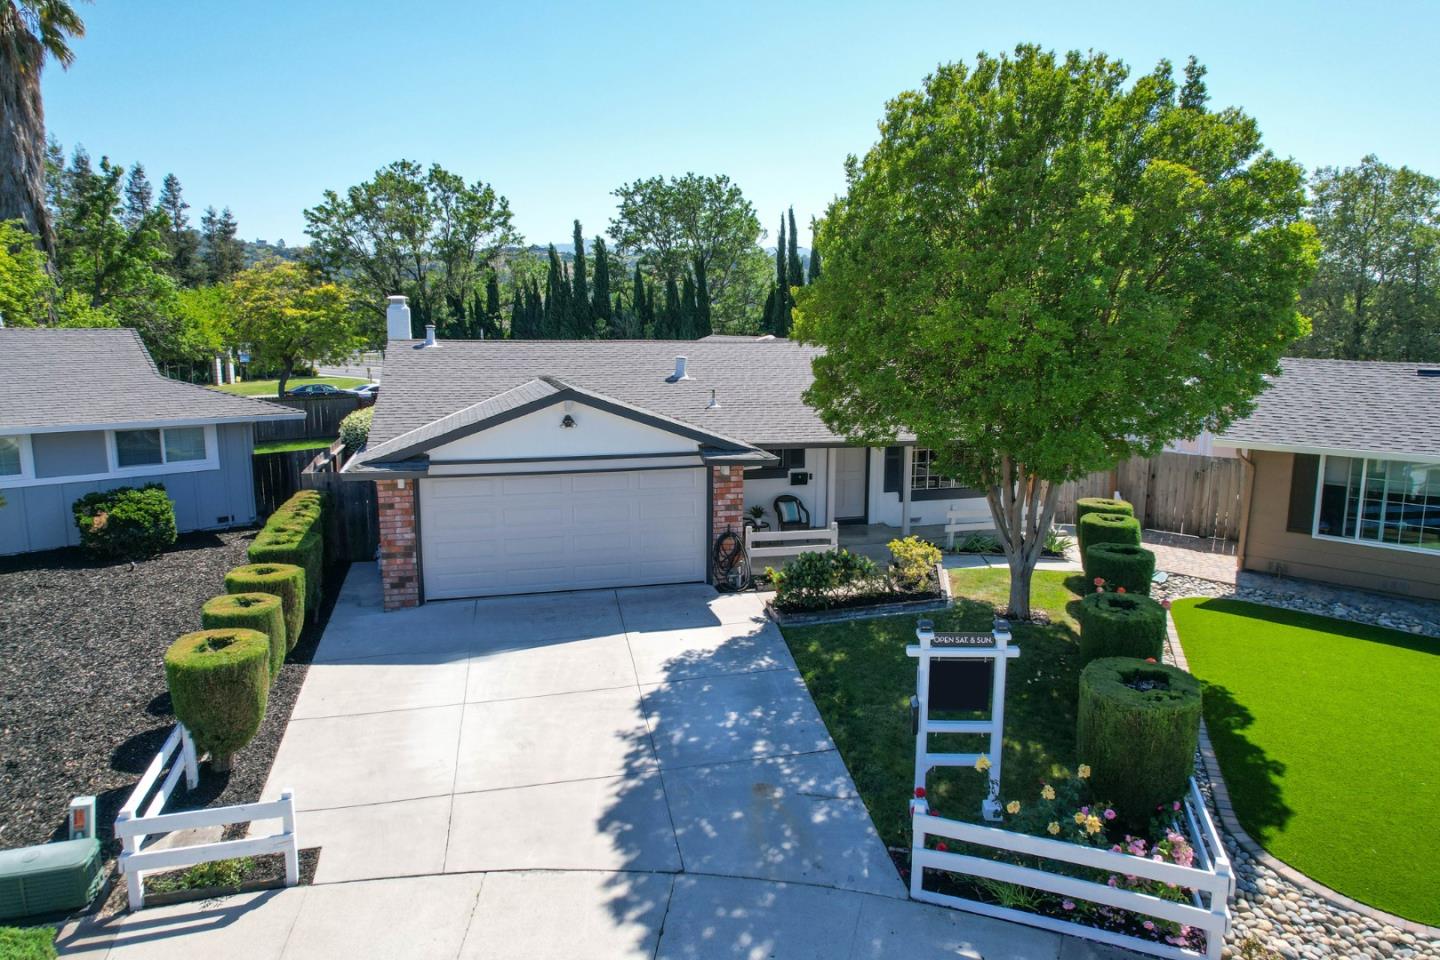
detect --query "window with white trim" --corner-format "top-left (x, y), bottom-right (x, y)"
top-left (0, 435), bottom-right (32, 479)
top-left (1316, 455), bottom-right (1440, 553)
top-left (113, 427), bottom-right (211, 469)
top-left (911, 448), bottom-right (967, 491)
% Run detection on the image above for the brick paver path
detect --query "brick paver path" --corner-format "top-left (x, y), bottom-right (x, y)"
top-left (1062, 526), bottom-right (1238, 585)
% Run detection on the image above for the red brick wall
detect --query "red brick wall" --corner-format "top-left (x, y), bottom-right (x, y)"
top-left (710, 466), bottom-right (744, 584)
top-left (376, 479), bottom-right (420, 610)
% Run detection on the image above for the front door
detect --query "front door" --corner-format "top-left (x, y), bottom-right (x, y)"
top-left (834, 447), bottom-right (867, 522)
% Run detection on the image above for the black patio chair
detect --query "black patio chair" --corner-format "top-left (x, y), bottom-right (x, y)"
top-left (773, 495), bottom-right (811, 531)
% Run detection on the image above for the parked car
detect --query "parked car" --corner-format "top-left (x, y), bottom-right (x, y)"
top-left (353, 382), bottom-right (381, 401)
top-left (287, 383), bottom-right (349, 397)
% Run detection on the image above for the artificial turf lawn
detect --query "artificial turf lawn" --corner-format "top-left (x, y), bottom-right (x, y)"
top-left (1171, 598), bottom-right (1440, 926)
top-left (780, 568), bottom-right (1090, 849)
top-left (210, 376), bottom-right (365, 397)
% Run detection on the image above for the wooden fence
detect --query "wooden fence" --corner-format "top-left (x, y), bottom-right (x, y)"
top-left (299, 441), bottom-right (379, 562)
top-left (1052, 451), bottom-right (1245, 541)
top-left (251, 447), bottom-right (320, 516)
top-left (253, 395), bottom-right (361, 443)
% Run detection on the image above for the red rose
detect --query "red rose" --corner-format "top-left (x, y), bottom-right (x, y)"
top-left (1093, 577), bottom-right (1105, 587)
top-left (936, 841), bottom-right (949, 852)
top-left (914, 786), bottom-right (926, 799)
top-left (1116, 586), bottom-right (1126, 594)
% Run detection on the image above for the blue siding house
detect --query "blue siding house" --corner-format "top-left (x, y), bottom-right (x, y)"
top-left (0, 328), bottom-right (305, 555)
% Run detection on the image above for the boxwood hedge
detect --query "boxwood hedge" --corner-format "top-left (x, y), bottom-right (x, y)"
top-left (1076, 591), bottom-right (1167, 662)
top-left (71, 484), bottom-right (177, 559)
top-left (249, 491), bottom-right (325, 614)
top-left (1074, 497), bottom-right (1133, 522)
top-left (202, 592), bottom-right (287, 680)
top-left (225, 563), bottom-right (305, 649)
top-left (1078, 512), bottom-right (1141, 571)
top-left (164, 629), bottom-right (271, 772)
top-left (1084, 542), bottom-right (1156, 595)
top-left (1077, 657), bottom-right (1201, 827)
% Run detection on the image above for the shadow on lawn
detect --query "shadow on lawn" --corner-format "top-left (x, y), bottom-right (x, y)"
top-left (1197, 681), bottom-right (1293, 838)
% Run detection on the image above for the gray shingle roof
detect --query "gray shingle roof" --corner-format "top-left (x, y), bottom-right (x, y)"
top-left (1218, 358), bottom-right (1440, 460)
top-left (0, 328), bottom-right (304, 433)
top-left (366, 339), bottom-right (843, 451)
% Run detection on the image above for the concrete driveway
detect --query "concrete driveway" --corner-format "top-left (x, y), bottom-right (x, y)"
top-left (64, 564), bottom-right (1127, 959)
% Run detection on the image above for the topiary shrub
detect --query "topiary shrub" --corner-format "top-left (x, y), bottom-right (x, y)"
top-left (202, 592), bottom-right (287, 680)
top-left (72, 484), bottom-right (177, 559)
top-left (887, 536), bottom-right (942, 591)
top-left (1077, 657), bottom-right (1201, 827)
top-left (1078, 512), bottom-right (1141, 573)
top-left (1076, 591), bottom-right (1167, 662)
top-left (1074, 497), bottom-right (1134, 523)
top-left (250, 491), bottom-right (325, 614)
top-left (164, 629), bottom-right (270, 772)
top-left (1084, 542), bottom-right (1157, 595)
top-left (338, 406), bottom-right (373, 452)
top-left (225, 563), bottom-right (305, 649)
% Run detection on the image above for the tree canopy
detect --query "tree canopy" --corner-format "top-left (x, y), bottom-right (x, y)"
top-left (794, 46), bottom-right (1317, 616)
top-left (228, 259), bottom-right (360, 396)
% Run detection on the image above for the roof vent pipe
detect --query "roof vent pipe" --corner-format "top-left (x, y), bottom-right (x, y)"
top-left (385, 296), bottom-right (412, 341)
top-left (424, 324), bottom-right (437, 348)
top-left (667, 356), bottom-right (691, 382)
top-left (707, 388), bottom-right (720, 409)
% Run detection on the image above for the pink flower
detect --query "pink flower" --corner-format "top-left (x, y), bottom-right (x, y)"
top-left (1173, 801), bottom-right (1182, 811)
top-left (1144, 657), bottom-right (1157, 663)
top-left (1116, 586), bottom-right (1127, 594)
top-left (1062, 900), bottom-right (1075, 911)
top-left (936, 841), bottom-right (948, 852)
top-left (1161, 598), bottom-right (1172, 610)
top-left (1103, 808), bottom-right (1116, 821)
top-left (1143, 920), bottom-right (1156, 931)
top-left (1093, 577), bottom-right (1105, 587)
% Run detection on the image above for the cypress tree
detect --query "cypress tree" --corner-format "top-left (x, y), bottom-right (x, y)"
top-left (660, 276), bottom-right (681, 339)
top-left (571, 220), bottom-right (591, 337)
top-left (592, 236), bottom-right (612, 333)
top-left (632, 263), bottom-right (651, 336)
top-left (680, 272), bottom-right (697, 339)
top-left (693, 255), bottom-right (711, 338)
top-left (510, 289), bottom-right (525, 339)
top-left (808, 235), bottom-right (822, 283)
top-left (775, 215), bottom-right (790, 334)
top-left (762, 287), bottom-right (777, 335)
top-left (485, 272), bottom-right (502, 337)
top-left (787, 207), bottom-right (803, 290)
top-left (543, 244), bottom-right (569, 338)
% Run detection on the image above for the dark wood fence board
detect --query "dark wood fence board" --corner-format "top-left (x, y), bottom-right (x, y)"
top-left (253, 396), bottom-right (361, 443)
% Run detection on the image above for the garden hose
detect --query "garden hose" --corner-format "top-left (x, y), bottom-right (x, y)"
top-left (711, 529), bottom-right (751, 592)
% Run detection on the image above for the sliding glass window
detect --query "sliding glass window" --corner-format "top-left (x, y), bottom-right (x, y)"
top-left (1315, 455), bottom-right (1440, 553)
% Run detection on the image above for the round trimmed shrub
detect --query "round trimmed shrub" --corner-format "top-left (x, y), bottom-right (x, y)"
top-left (164, 629), bottom-right (271, 772)
top-left (1077, 657), bottom-right (1201, 827)
top-left (202, 592), bottom-right (286, 680)
top-left (225, 563), bottom-right (305, 650)
top-left (72, 483), bottom-right (177, 559)
top-left (1076, 591), bottom-right (1167, 662)
top-left (1078, 512), bottom-right (1142, 573)
top-left (1074, 497), bottom-right (1133, 523)
top-left (1084, 542), bottom-right (1156, 595)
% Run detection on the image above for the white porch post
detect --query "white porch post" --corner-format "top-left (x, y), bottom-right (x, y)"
top-left (901, 445), bottom-right (914, 535)
top-left (825, 447), bottom-right (837, 526)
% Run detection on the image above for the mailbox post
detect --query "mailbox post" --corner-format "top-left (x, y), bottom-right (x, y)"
top-left (906, 617), bottom-right (1020, 821)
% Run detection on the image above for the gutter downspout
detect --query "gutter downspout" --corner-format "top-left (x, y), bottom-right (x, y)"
top-left (1235, 448), bottom-right (1256, 574)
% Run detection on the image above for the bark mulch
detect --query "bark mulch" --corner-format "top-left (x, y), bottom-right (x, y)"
top-left (0, 528), bottom-right (342, 862)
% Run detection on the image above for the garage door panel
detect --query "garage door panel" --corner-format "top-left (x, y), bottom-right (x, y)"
top-left (420, 470), bottom-right (705, 599)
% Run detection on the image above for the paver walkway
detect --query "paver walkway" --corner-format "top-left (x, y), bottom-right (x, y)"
top-left (61, 564), bottom-right (1132, 959)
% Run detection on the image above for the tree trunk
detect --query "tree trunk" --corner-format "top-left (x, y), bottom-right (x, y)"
top-left (276, 358), bottom-right (294, 398)
top-left (0, 42), bottom-right (57, 261)
top-left (986, 455), bottom-right (1063, 621)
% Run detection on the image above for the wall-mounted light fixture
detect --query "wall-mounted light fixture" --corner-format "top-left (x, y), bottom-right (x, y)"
top-left (560, 414), bottom-right (576, 428)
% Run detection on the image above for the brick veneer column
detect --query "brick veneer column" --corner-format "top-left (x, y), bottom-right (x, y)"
top-left (710, 465), bottom-right (744, 583)
top-left (376, 479), bottom-right (420, 610)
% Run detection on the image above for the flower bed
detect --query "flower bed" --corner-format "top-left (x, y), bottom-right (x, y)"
top-left (766, 538), bottom-right (946, 616)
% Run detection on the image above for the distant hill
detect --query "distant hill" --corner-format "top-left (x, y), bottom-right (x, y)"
top-left (242, 239), bottom-right (307, 267)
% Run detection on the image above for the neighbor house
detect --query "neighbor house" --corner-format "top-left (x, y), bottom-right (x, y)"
top-left (346, 297), bottom-right (988, 608)
top-left (1220, 358), bottom-right (1440, 600)
top-left (0, 328), bottom-right (304, 554)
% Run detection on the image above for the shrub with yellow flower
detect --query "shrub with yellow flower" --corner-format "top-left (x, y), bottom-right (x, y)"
top-left (974, 755), bottom-right (991, 773)
top-left (1041, 784), bottom-right (1056, 801)
top-left (1047, 821), bottom-right (1061, 835)
top-left (1084, 814), bottom-right (1103, 835)
top-left (1006, 800), bottom-right (1021, 815)
top-left (1077, 764), bottom-right (1091, 779)
top-left (1074, 810), bottom-right (1088, 825)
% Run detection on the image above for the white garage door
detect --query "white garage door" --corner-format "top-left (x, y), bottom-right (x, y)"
top-left (419, 469), bottom-right (707, 599)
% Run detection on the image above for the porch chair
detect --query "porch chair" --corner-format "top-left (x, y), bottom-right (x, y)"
top-left (773, 495), bottom-right (811, 531)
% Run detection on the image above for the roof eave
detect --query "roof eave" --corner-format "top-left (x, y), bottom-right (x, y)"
top-left (1220, 437), bottom-right (1440, 464)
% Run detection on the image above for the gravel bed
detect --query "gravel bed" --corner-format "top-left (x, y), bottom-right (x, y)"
top-left (1153, 573), bottom-right (1439, 639)
top-left (0, 529), bottom-right (339, 862)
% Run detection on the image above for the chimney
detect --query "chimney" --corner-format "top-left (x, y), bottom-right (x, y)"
top-left (666, 356), bottom-right (691, 382)
top-left (424, 324), bottom-right (437, 348)
top-left (386, 296), bottom-right (413, 341)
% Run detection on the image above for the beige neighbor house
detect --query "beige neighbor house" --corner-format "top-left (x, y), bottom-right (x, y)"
top-left (344, 299), bottom-right (990, 609)
top-left (1219, 358), bottom-right (1440, 600)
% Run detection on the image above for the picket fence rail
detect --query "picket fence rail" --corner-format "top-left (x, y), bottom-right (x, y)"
top-left (745, 521), bottom-right (839, 561)
top-left (114, 724), bottom-right (299, 911)
top-left (910, 778), bottom-right (1232, 960)
top-left (944, 502), bottom-right (996, 548)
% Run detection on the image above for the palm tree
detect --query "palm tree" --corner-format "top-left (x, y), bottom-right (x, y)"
top-left (0, 1), bottom-right (86, 260)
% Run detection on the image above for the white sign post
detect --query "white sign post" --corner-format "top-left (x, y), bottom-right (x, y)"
top-left (906, 617), bottom-right (1020, 821)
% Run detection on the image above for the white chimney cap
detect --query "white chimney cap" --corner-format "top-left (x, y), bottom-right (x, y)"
top-left (385, 296), bottom-right (413, 342)
top-left (667, 356), bottom-right (691, 382)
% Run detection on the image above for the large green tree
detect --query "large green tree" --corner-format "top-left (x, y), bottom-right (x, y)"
top-left (608, 172), bottom-right (761, 330)
top-left (794, 47), bottom-right (1317, 617)
top-left (229, 260), bottom-right (359, 396)
top-left (1296, 156), bottom-right (1440, 361)
top-left (303, 160), bottom-right (519, 333)
top-left (0, 0), bottom-right (85, 260)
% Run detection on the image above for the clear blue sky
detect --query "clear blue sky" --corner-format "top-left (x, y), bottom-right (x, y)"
top-left (43, 0), bottom-right (1440, 249)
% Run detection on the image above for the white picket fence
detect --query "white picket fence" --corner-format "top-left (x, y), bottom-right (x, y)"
top-left (745, 521), bottom-right (839, 562)
top-left (944, 502), bottom-right (996, 548)
top-left (910, 779), bottom-right (1233, 960)
top-left (115, 724), bottom-right (299, 911)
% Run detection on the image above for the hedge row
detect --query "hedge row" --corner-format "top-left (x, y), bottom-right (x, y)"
top-left (1077, 511), bottom-right (1141, 569)
top-left (164, 629), bottom-right (271, 773)
top-left (249, 491), bottom-right (326, 616)
top-left (1085, 542), bottom-right (1156, 595)
top-left (1075, 591), bottom-right (1167, 662)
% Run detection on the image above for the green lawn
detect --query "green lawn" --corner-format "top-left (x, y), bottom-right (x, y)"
top-left (1172, 598), bottom-right (1439, 925)
top-left (211, 376), bottom-right (366, 397)
top-left (252, 437), bottom-right (333, 455)
top-left (780, 568), bottom-right (1089, 849)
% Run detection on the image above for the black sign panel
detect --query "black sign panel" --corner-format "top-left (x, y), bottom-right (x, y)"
top-left (929, 659), bottom-right (993, 712)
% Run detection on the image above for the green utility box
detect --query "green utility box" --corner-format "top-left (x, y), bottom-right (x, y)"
top-left (0, 838), bottom-right (103, 920)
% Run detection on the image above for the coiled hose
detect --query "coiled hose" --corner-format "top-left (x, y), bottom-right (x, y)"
top-left (711, 529), bottom-right (751, 592)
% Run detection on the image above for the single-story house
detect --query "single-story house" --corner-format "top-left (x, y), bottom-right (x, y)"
top-left (347, 298), bottom-right (989, 608)
top-left (1219, 358), bottom-right (1440, 600)
top-left (0, 328), bottom-right (305, 555)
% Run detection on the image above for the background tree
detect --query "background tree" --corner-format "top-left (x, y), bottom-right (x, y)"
top-left (794, 47), bottom-right (1317, 618)
top-left (1296, 156), bottom-right (1440, 361)
top-left (570, 219), bottom-right (591, 336)
top-left (228, 259), bottom-right (359, 396)
top-left (483, 271), bottom-right (502, 338)
top-left (121, 163), bottom-right (152, 229)
top-left (807, 221), bottom-right (822, 282)
top-left (591, 236), bottom-right (612, 334)
top-left (608, 172), bottom-right (761, 329)
top-left (157, 172), bottom-right (201, 285)
top-left (199, 205), bottom-right (244, 284)
top-left (0, 0), bottom-right (85, 259)
top-left (303, 160), bottom-right (520, 333)
top-left (787, 206), bottom-right (803, 294)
